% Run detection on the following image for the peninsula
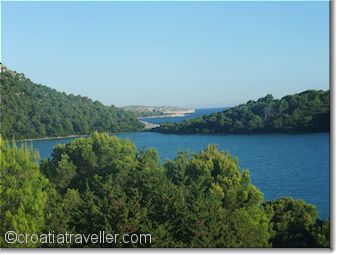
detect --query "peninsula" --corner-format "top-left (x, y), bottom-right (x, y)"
top-left (0, 65), bottom-right (144, 140)
top-left (153, 90), bottom-right (330, 134)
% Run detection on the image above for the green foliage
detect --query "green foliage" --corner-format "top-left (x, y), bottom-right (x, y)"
top-left (155, 90), bottom-right (330, 134)
top-left (0, 138), bottom-right (48, 247)
top-left (309, 219), bottom-right (330, 248)
top-left (40, 133), bottom-right (329, 247)
top-left (263, 197), bottom-right (330, 248)
top-left (44, 133), bottom-right (268, 247)
top-left (0, 65), bottom-right (144, 139)
top-left (162, 145), bottom-right (271, 247)
top-left (0, 133), bottom-right (329, 248)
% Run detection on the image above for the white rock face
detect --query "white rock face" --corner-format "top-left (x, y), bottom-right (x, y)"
top-left (121, 105), bottom-right (195, 118)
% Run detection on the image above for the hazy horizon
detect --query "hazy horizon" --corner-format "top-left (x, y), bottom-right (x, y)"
top-left (2, 1), bottom-right (329, 108)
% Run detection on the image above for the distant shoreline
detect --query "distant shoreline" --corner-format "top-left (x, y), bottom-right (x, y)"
top-left (140, 113), bottom-right (191, 119)
top-left (16, 134), bottom-right (89, 142)
top-left (15, 130), bottom-right (147, 142)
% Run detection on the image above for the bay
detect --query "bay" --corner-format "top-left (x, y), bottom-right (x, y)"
top-left (20, 131), bottom-right (330, 220)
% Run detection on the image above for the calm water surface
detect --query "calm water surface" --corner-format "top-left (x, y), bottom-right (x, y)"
top-left (22, 132), bottom-right (330, 219)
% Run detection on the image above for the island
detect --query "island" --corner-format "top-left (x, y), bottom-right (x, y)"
top-left (121, 105), bottom-right (195, 118)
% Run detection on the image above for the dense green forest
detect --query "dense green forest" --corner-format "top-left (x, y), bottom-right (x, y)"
top-left (0, 132), bottom-right (329, 248)
top-left (0, 65), bottom-right (144, 139)
top-left (154, 90), bottom-right (330, 134)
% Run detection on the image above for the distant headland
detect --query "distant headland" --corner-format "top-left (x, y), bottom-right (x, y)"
top-left (121, 105), bottom-right (195, 118)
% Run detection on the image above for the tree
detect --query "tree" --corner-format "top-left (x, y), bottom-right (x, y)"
top-left (0, 138), bottom-right (48, 247)
top-left (263, 197), bottom-right (329, 248)
top-left (163, 145), bottom-right (272, 247)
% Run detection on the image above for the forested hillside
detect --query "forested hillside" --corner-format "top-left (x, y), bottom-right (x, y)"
top-left (0, 65), bottom-right (144, 139)
top-left (0, 133), bottom-right (330, 247)
top-left (155, 90), bottom-right (330, 134)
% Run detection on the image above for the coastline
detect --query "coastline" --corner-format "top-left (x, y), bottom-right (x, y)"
top-left (139, 113), bottom-right (192, 119)
top-left (15, 130), bottom-right (146, 142)
top-left (16, 134), bottom-right (89, 142)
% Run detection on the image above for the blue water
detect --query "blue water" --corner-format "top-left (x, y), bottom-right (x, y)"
top-left (21, 132), bottom-right (330, 220)
top-left (140, 107), bottom-right (228, 124)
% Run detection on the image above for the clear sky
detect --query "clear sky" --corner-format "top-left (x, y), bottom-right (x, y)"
top-left (1, 1), bottom-right (329, 108)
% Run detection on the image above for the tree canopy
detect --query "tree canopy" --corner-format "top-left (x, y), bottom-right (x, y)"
top-left (154, 90), bottom-right (330, 134)
top-left (0, 138), bottom-right (48, 247)
top-left (0, 65), bottom-right (144, 140)
top-left (0, 132), bottom-right (329, 248)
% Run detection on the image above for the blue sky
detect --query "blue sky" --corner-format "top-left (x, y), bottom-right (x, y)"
top-left (1, 1), bottom-right (329, 108)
